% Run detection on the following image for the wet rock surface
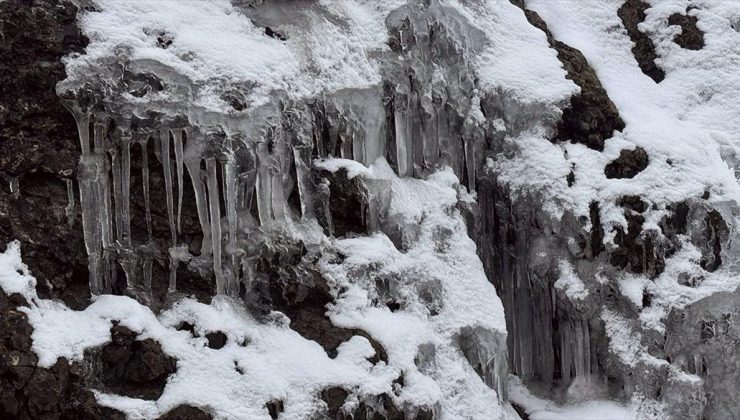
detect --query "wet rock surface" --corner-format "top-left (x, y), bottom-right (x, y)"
top-left (618, 0), bottom-right (666, 83)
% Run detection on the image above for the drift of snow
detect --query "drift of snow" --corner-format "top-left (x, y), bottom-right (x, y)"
top-left (509, 376), bottom-right (635, 420)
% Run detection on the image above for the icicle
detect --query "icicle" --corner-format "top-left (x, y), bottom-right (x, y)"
top-left (317, 178), bottom-right (333, 235)
top-left (394, 102), bottom-right (411, 177)
top-left (167, 245), bottom-right (190, 293)
top-left (94, 120), bottom-right (114, 248)
top-left (575, 320), bottom-right (585, 378)
top-left (583, 320), bottom-right (591, 376)
top-left (223, 157), bottom-right (239, 296)
top-left (255, 141), bottom-right (273, 229)
top-left (77, 154), bottom-right (103, 294)
top-left (352, 126), bottom-right (365, 164)
top-left (694, 354), bottom-right (703, 375)
top-left (292, 146), bottom-right (314, 219)
top-left (142, 253), bottom-right (153, 304)
top-left (463, 138), bottom-right (476, 193)
top-left (120, 139), bottom-right (132, 245)
top-left (206, 158), bottom-right (225, 294)
top-left (141, 137), bottom-right (153, 240)
top-left (119, 247), bottom-right (137, 293)
top-left (422, 93), bottom-right (439, 169)
top-left (185, 158), bottom-right (212, 255)
top-left (561, 321), bottom-right (572, 381)
top-left (64, 179), bottom-right (75, 227)
top-left (271, 167), bottom-right (286, 224)
top-left (173, 129), bottom-right (185, 233)
top-left (160, 128), bottom-right (177, 245)
top-left (94, 118), bottom-right (114, 293)
top-left (110, 148), bottom-right (123, 240)
top-left (73, 110), bottom-right (91, 155)
top-left (362, 102), bottom-right (385, 165)
top-left (410, 91), bottom-right (425, 176)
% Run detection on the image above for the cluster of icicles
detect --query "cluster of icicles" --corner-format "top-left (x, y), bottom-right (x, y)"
top-left (61, 90), bottom-right (485, 302)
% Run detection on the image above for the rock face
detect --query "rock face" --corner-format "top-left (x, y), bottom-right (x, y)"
top-left (511, 0), bottom-right (625, 151)
top-left (99, 325), bottom-right (176, 400)
top-left (0, 290), bottom-right (125, 419)
top-left (2, 0), bottom-right (740, 419)
top-left (668, 11), bottom-right (705, 50)
top-left (0, 0), bottom-right (90, 310)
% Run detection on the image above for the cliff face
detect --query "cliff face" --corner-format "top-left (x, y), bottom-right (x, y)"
top-left (2, 0), bottom-right (740, 419)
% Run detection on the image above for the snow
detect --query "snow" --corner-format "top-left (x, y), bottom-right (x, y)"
top-left (320, 158), bottom-right (508, 418)
top-left (0, 160), bottom-right (509, 419)
top-left (554, 261), bottom-right (588, 301)
top-left (601, 308), bottom-right (667, 369)
top-left (62, 0), bottom-right (397, 111)
top-left (445, 0), bottom-right (578, 107)
top-left (509, 376), bottom-right (634, 420)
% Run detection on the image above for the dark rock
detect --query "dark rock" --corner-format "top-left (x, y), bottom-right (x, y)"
top-left (661, 201), bottom-right (690, 236)
top-left (101, 325), bottom-right (177, 400)
top-left (699, 209), bottom-right (724, 272)
top-left (158, 405), bottom-right (212, 420)
top-left (587, 201), bottom-right (605, 259)
top-left (321, 386), bottom-right (349, 418)
top-left (313, 167), bottom-right (367, 237)
top-left (604, 147), bottom-right (649, 178)
top-left (266, 399), bottom-right (284, 419)
top-left (510, 1), bottom-right (625, 151)
top-left (206, 331), bottom-right (228, 349)
top-left (0, 0), bottom-right (91, 310)
top-left (177, 321), bottom-right (199, 337)
top-left (618, 0), bottom-right (666, 82)
top-left (618, 195), bottom-right (648, 213)
top-left (264, 27), bottom-right (287, 41)
top-left (610, 211), bottom-right (666, 277)
top-left (0, 291), bottom-right (123, 419)
top-left (668, 11), bottom-right (704, 50)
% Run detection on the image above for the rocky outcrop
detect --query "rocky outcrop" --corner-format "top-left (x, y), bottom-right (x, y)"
top-left (511, 0), bottom-right (625, 151)
top-left (668, 10), bottom-right (704, 50)
top-left (618, 0), bottom-right (666, 83)
top-left (0, 0), bottom-right (90, 309)
top-left (98, 325), bottom-right (176, 400)
top-left (604, 147), bottom-right (649, 179)
top-left (0, 290), bottom-right (126, 419)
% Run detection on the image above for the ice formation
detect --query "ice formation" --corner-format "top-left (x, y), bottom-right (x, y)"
top-left (3, 0), bottom-right (740, 418)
